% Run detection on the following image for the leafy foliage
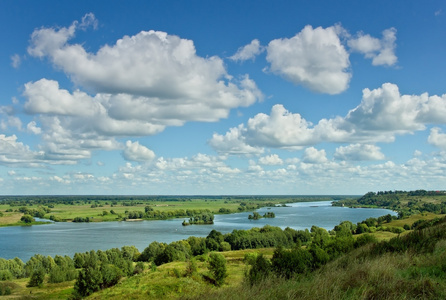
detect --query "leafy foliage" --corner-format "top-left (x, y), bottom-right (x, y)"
top-left (208, 252), bottom-right (227, 286)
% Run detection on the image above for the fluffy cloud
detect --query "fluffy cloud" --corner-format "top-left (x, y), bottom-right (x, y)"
top-left (26, 121), bottom-right (42, 134)
top-left (244, 104), bottom-right (316, 148)
top-left (266, 25), bottom-right (351, 94)
top-left (123, 140), bottom-right (156, 162)
top-left (302, 147), bottom-right (328, 164)
top-left (22, 15), bottom-right (263, 164)
top-left (0, 134), bottom-right (44, 167)
top-left (334, 144), bottom-right (386, 161)
top-left (38, 116), bottom-right (120, 162)
top-left (27, 16), bottom-right (261, 109)
top-left (208, 125), bottom-right (264, 155)
top-left (428, 127), bottom-right (446, 150)
top-left (258, 154), bottom-right (283, 165)
top-left (348, 28), bottom-right (397, 66)
top-left (343, 83), bottom-right (446, 134)
top-left (210, 83), bottom-right (446, 153)
top-left (229, 39), bottom-right (264, 62)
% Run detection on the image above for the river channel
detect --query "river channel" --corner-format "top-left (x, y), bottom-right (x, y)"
top-left (0, 201), bottom-right (396, 261)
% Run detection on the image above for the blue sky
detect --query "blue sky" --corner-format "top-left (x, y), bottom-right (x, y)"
top-left (1, 1), bottom-right (446, 195)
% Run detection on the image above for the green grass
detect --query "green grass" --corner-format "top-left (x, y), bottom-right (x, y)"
top-left (185, 237), bottom-right (446, 300)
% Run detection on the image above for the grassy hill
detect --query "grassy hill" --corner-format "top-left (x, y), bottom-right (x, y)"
top-left (1, 190), bottom-right (445, 299)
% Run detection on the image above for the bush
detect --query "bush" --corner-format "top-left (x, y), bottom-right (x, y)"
top-left (0, 284), bottom-right (12, 296)
top-left (185, 259), bottom-right (198, 277)
top-left (208, 252), bottom-right (227, 286)
top-left (133, 262), bottom-right (145, 275)
top-left (48, 266), bottom-right (65, 283)
top-left (245, 254), bottom-right (272, 286)
top-left (354, 233), bottom-right (378, 248)
top-left (271, 246), bottom-right (313, 279)
top-left (0, 270), bottom-right (13, 281)
top-left (101, 264), bottom-right (123, 288)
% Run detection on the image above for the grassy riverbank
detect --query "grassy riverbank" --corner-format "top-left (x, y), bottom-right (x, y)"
top-left (1, 211), bottom-right (444, 299)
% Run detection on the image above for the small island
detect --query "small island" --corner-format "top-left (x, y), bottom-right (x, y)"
top-left (182, 212), bottom-right (214, 226)
top-left (248, 211), bottom-right (276, 220)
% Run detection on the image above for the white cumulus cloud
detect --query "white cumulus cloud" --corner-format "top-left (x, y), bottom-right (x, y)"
top-left (210, 83), bottom-right (446, 154)
top-left (334, 144), bottom-right (386, 161)
top-left (123, 140), bottom-right (156, 162)
top-left (27, 16), bottom-right (261, 109)
top-left (266, 25), bottom-right (351, 94)
top-left (348, 28), bottom-right (397, 66)
top-left (428, 127), bottom-right (446, 150)
top-left (302, 147), bottom-right (328, 164)
top-left (258, 154), bottom-right (283, 165)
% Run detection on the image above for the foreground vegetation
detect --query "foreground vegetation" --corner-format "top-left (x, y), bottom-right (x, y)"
top-left (1, 190), bottom-right (445, 299)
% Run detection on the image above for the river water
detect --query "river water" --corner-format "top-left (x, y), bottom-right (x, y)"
top-left (0, 201), bottom-right (395, 261)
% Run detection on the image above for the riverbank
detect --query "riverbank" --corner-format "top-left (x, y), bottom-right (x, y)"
top-left (0, 195), bottom-right (356, 227)
top-left (0, 201), bottom-right (394, 262)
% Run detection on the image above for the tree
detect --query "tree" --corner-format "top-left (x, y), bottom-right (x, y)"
top-left (245, 254), bottom-right (271, 286)
top-left (21, 214), bottom-right (34, 224)
top-left (208, 252), bottom-right (227, 286)
top-left (73, 266), bottom-right (103, 298)
top-left (27, 267), bottom-right (45, 287)
top-left (100, 264), bottom-right (122, 288)
top-left (311, 226), bottom-right (330, 248)
top-left (139, 241), bottom-right (166, 264)
top-left (206, 230), bottom-right (224, 251)
top-left (271, 246), bottom-right (313, 279)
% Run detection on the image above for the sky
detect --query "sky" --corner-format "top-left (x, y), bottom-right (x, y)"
top-left (0, 0), bottom-right (446, 195)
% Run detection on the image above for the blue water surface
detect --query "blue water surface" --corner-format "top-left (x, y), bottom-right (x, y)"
top-left (0, 201), bottom-right (395, 261)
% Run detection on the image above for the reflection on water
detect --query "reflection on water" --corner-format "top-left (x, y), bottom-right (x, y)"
top-left (0, 201), bottom-right (395, 261)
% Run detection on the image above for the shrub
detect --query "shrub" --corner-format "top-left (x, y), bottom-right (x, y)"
top-left (354, 233), bottom-right (378, 248)
top-left (208, 252), bottom-right (227, 286)
top-left (0, 270), bottom-right (13, 281)
top-left (185, 259), bottom-right (198, 277)
top-left (271, 246), bottom-right (313, 279)
top-left (101, 264), bottom-right (123, 288)
top-left (245, 254), bottom-right (272, 286)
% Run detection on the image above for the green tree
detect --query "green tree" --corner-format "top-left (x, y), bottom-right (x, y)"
top-left (27, 267), bottom-right (45, 287)
top-left (206, 229), bottom-right (224, 251)
top-left (208, 252), bottom-right (227, 286)
top-left (185, 259), bottom-right (198, 277)
top-left (21, 214), bottom-right (34, 223)
top-left (139, 241), bottom-right (166, 263)
top-left (311, 226), bottom-right (330, 248)
top-left (100, 264), bottom-right (123, 288)
top-left (271, 246), bottom-right (313, 279)
top-left (245, 254), bottom-right (271, 286)
top-left (73, 266), bottom-right (103, 298)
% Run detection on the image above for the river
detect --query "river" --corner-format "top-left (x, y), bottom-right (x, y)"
top-left (0, 201), bottom-right (395, 261)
